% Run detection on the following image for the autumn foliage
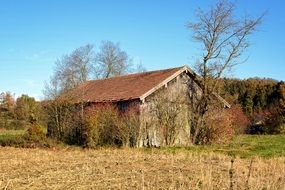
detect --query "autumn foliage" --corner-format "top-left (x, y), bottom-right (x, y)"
top-left (227, 104), bottom-right (250, 134)
top-left (47, 104), bottom-right (141, 147)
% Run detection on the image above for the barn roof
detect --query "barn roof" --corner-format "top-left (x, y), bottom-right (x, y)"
top-left (60, 65), bottom-right (230, 108)
top-left (61, 66), bottom-right (195, 103)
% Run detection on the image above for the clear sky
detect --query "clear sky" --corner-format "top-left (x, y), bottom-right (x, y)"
top-left (0, 0), bottom-right (284, 100)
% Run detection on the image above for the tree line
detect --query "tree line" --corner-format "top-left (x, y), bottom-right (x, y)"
top-left (0, 93), bottom-right (43, 130)
top-left (221, 78), bottom-right (285, 133)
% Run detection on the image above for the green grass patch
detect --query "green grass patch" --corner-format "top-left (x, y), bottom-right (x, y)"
top-left (221, 135), bottom-right (285, 158)
top-left (157, 135), bottom-right (285, 158)
top-left (0, 129), bottom-right (26, 136)
top-left (0, 128), bottom-right (57, 148)
top-left (0, 129), bottom-right (26, 141)
top-left (0, 129), bottom-right (26, 147)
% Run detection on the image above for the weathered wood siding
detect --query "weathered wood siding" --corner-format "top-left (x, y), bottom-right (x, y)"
top-left (138, 71), bottom-right (200, 147)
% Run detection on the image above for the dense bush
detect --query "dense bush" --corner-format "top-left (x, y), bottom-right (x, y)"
top-left (25, 124), bottom-right (46, 140)
top-left (263, 109), bottom-right (285, 134)
top-left (45, 100), bottom-right (77, 140)
top-left (81, 106), bottom-right (121, 147)
top-left (0, 117), bottom-right (26, 130)
top-left (118, 109), bottom-right (141, 147)
top-left (7, 120), bottom-right (27, 130)
top-left (199, 108), bottom-right (234, 144)
top-left (61, 105), bottom-right (140, 148)
top-left (227, 104), bottom-right (250, 134)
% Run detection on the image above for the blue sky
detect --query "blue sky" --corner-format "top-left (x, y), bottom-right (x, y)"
top-left (0, 0), bottom-right (284, 100)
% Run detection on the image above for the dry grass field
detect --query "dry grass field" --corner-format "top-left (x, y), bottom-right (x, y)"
top-left (0, 147), bottom-right (284, 190)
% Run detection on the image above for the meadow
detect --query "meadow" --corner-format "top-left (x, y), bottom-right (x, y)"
top-left (0, 131), bottom-right (284, 189)
top-left (170, 135), bottom-right (285, 158)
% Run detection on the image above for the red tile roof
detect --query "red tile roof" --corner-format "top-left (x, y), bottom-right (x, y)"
top-left (63, 66), bottom-right (184, 103)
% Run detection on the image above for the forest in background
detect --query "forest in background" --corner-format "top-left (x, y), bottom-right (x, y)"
top-left (220, 78), bottom-right (285, 134)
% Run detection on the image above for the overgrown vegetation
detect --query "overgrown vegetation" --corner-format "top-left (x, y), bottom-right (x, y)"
top-left (46, 103), bottom-right (141, 148)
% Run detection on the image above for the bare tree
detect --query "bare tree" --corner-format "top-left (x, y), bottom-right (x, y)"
top-left (55, 44), bottom-right (94, 92)
top-left (94, 41), bottom-right (133, 78)
top-left (68, 44), bottom-right (94, 84)
top-left (135, 62), bottom-right (147, 73)
top-left (186, 0), bottom-right (264, 144)
top-left (44, 42), bottom-right (145, 99)
top-left (43, 76), bottom-right (60, 100)
top-left (44, 44), bottom-right (95, 99)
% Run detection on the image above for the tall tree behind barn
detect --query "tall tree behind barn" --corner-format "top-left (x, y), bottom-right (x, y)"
top-left (186, 0), bottom-right (264, 144)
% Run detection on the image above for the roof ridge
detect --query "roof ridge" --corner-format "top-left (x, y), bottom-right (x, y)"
top-left (87, 66), bottom-right (185, 82)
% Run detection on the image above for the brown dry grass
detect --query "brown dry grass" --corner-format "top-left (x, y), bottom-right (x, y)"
top-left (0, 147), bottom-right (284, 190)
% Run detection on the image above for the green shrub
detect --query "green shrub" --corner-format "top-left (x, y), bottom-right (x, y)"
top-left (6, 120), bottom-right (27, 130)
top-left (24, 124), bottom-right (46, 140)
top-left (0, 131), bottom-right (27, 147)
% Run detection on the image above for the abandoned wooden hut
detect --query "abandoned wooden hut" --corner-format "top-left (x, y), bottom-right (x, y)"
top-left (62, 65), bottom-right (230, 147)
